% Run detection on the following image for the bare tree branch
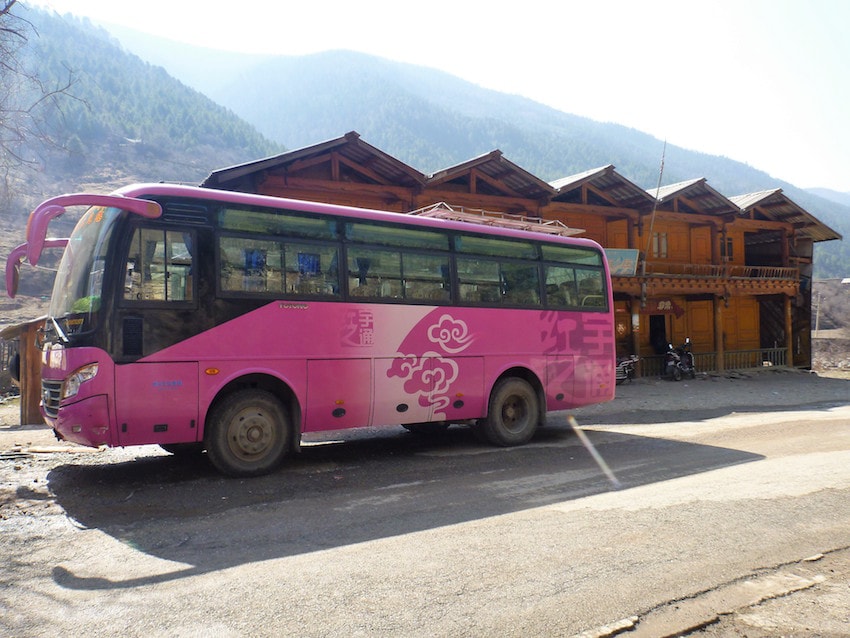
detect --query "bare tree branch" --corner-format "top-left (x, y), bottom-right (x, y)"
top-left (0, 0), bottom-right (82, 199)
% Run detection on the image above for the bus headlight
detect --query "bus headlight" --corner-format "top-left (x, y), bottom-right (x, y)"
top-left (63, 363), bottom-right (99, 399)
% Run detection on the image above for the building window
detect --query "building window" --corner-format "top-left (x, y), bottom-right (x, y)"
top-left (651, 232), bottom-right (668, 259)
top-left (721, 237), bottom-right (733, 261)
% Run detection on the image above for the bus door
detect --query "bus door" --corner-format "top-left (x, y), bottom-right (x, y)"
top-left (115, 362), bottom-right (199, 446)
top-left (372, 357), bottom-right (435, 426)
top-left (113, 223), bottom-right (203, 445)
top-left (304, 359), bottom-right (372, 431)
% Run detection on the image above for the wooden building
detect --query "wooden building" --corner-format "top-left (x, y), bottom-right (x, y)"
top-left (203, 131), bottom-right (841, 372)
top-left (0, 318), bottom-right (46, 425)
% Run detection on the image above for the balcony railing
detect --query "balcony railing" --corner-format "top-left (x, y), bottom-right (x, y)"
top-left (638, 348), bottom-right (788, 377)
top-left (641, 262), bottom-right (799, 281)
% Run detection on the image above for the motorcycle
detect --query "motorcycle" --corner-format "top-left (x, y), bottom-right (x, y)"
top-left (615, 354), bottom-right (640, 385)
top-left (665, 338), bottom-right (696, 381)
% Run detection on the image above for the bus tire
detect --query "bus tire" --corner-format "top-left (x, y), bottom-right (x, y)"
top-left (481, 377), bottom-right (539, 446)
top-left (205, 389), bottom-right (289, 477)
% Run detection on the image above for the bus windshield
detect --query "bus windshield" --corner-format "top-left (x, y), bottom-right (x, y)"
top-left (48, 206), bottom-right (121, 338)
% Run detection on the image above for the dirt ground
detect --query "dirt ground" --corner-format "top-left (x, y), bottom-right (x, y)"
top-left (1, 367), bottom-right (849, 637)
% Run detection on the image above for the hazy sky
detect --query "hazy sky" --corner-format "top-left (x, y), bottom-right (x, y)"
top-left (31, 0), bottom-right (850, 192)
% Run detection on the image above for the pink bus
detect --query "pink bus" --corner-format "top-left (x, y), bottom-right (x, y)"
top-left (6, 184), bottom-right (615, 476)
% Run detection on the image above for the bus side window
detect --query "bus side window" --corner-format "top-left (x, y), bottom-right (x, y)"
top-left (456, 257), bottom-right (500, 304)
top-left (544, 265), bottom-right (578, 309)
top-left (501, 262), bottom-right (541, 307)
top-left (576, 269), bottom-right (606, 308)
top-left (219, 236), bottom-right (284, 295)
top-left (347, 247), bottom-right (402, 299)
top-left (285, 243), bottom-right (340, 296)
top-left (402, 253), bottom-right (451, 302)
top-left (124, 228), bottom-right (194, 302)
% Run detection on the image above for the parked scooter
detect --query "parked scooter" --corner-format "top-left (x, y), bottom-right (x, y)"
top-left (665, 338), bottom-right (696, 381)
top-left (615, 354), bottom-right (640, 385)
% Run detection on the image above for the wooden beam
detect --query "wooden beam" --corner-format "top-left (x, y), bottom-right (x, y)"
top-left (612, 276), bottom-right (799, 298)
top-left (728, 218), bottom-right (795, 233)
top-left (785, 295), bottom-right (794, 366)
top-left (470, 168), bottom-right (525, 198)
top-left (546, 201), bottom-right (639, 220)
top-left (260, 176), bottom-right (414, 210)
top-left (415, 191), bottom-right (541, 216)
top-left (640, 210), bottom-right (724, 227)
top-left (20, 323), bottom-right (43, 425)
top-left (714, 296), bottom-right (725, 371)
top-left (585, 183), bottom-right (622, 207)
top-left (335, 153), bottom-right (392, 185)
top-left (285, 154), bottom-right (332, 174)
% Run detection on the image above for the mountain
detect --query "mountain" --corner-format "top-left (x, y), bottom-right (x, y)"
top-left (809, 188), bottom-right (850, 209)
top-left (6, 8), bottom-right (850, 280)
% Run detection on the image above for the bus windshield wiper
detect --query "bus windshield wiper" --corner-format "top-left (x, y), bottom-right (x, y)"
top-left (50, 316), bottom-right (70, 344)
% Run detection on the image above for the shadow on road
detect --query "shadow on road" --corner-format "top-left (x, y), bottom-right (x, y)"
top-left (47, 420), bottom-right (763, 590)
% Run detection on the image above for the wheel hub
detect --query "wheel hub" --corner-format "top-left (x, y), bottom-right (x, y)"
top-left (234, 412), bottom-right (272, 455)
top-left (503, 398), bottom-right (524, 425)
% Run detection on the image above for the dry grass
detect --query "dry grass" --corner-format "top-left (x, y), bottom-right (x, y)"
top-left (812, 279), bottom-right (850, 372)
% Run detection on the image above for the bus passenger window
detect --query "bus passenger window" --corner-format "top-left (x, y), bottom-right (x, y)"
top-left (219, 236), bottom-right (285, 295)
top-left (403, 253), bottom-right (450, 302)
top-left (457, 257), bottom-right (500, 304)
top-left (501, 263), bottom-right (541, 307)
top-left (544, 266), bottom-right (578, 308)
top-left (577, 270), bottom-right (605, 307)
top-left (169, 232), bottom-right (193, 301)
top-left (285, 244), bottom-right (340, 296)
top-left (347, 248), bottom-right (402, 299)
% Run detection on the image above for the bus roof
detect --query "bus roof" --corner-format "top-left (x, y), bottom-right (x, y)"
top-left (116, 183), bottom-right (603, 250)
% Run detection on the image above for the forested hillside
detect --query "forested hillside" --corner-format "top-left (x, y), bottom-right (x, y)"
top-left (0, 7), bottom-right (281, 321)
top-left (2, 6), bottom-right (279, 225)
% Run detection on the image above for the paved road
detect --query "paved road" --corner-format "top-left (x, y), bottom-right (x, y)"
top-left (1, 370), bottom-right (849, 636)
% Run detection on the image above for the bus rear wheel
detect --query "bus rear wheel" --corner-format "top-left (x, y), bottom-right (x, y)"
top-left (480, 377), bottom-right (540, 446)
top-left (205, 389), bottom-right (289, 477)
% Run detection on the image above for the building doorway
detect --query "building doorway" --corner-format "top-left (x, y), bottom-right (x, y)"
top-left (649, 314), bottom-right (668, 354)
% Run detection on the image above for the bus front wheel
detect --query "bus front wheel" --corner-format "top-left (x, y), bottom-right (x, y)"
top-left (205, 389), bottom-right (289, 477)
top-left (480, 377), bottom-right (540, 446)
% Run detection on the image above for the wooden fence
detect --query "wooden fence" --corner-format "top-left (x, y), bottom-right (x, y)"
top-left (638, 347), bottom-right (789, 377)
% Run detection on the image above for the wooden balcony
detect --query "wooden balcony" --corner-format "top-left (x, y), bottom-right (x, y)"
top-left (613, 262), bottom-right (800, 297)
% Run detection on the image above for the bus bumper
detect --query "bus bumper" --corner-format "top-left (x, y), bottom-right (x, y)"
top-left (50, 394), bottom-right (114, 448)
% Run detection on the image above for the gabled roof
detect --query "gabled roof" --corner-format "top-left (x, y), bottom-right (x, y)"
top-left (199, 131), bottom-right (839, 246)
top-left (427, 150), bottom-right (556, 200)
top-left (651, 178), bottom-right (739, 216)
top-left (730, 189), bottom-right (842, 242)
top-left (551, 165), bottom-right (656, 210)
top-left (201, 131), bottom-right (427, 191)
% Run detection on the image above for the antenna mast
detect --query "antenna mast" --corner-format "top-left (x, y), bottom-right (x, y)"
top-left (641, 140), bottom-right (667, 307)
